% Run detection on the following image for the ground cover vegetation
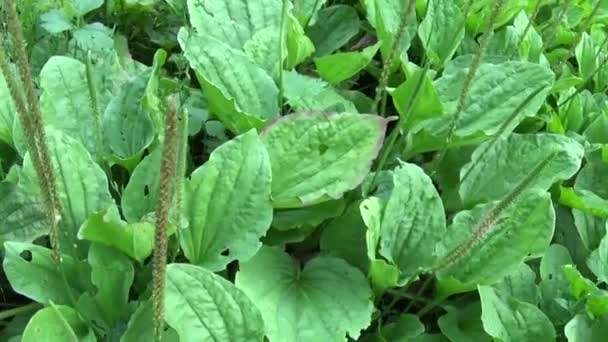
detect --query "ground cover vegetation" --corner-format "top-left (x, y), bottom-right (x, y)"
top-left (1, 0), bottom-right (608, 341)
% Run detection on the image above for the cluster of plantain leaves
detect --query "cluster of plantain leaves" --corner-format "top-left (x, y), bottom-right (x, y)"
top-left (1, 0), bottom-right (608, 341)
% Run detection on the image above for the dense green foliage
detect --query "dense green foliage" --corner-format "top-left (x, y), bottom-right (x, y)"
top-left (1, 0), bottom-right (608, 341)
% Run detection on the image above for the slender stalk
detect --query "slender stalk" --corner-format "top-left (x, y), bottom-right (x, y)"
top-left (4, 0), bottom-right (62, 260)
top-left (152, 98), bottom-right (179, 341)
top-left (170, 101), bottom-right (189, 263)
top-left (0, 302), bottom-right (41, 320)
top-left (373, 0), bottom-right (416, 116)
top-left (431, 0), bottom-right (505, 176)
top-left (85, 50), bottom-right (104, 164)
top-left (277, 0), bottom-right (288, 114)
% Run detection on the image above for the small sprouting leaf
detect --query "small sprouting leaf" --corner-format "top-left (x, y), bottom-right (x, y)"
top-left (18, 128), bottom-right (114, 257)
top-left (179, 30), bottom-right (279, 133)
top-left (314, 42), bottom-right (381, 85)
top-left (0, 182), bottom-right (46, 243)
top-left (78, 207), bottom-right (156, 263)
top-left (378, 162), bottom-right (446, 282)
top-left (436, 190), bottom-right (555, 294)
top-left (320, 201), bottom-right (369, 272)
top-left (3, 242), bottom-right (87, 305)
top-left (565, 314), bottom-right (608, 342)
top-left (22, 305), bottom-right (95, 342)
top-left (418, 0), bottom-right (465, 67)
top-left (306, 5), bottom-right (360, 56)
top-left (512, 11), bottom-right (545, 63)
top-left (575, 32), bottom-right (597, 80)
top-left (460, 133), bottom-right (584, 207)
top-left (438, 300), bottom-right (490, 342)
top-left (292, 0), bottom-right (327, 25)
top-left (587, 225), bottom-right (608, 284)
top-left (236, 246), bottom-right (374, 342)
top-left (285, 12), bottom-right (316, 69)
top-left (367, 0), bottom-right (417, 63)
top-left (86, 243), bottom-right (134, 326)
top-left (165, 263), bottom-right (265, 341)
top-left (72, 23), bottom-right (115, 54)
top-left (391, 67), bottom-right (443, 129)
top-left (282, 71), bottom-right (358, 112)
top-left (74, 0), bottom-right (104, 17)
top-left (103, 70), bottom-right (155, 165)
top-left (559, 187), bottom-right (608, 217)
top-left (40, 9), bottom-right (74, 34)
top-left (0, 65), bottom-right (16, 145)
top-left (121, 149), bottom-right (161, 223)
top-left (381, 314), bottom-right (425, 341)
top-left (261, 112), bottom-right (387, 207)
top-left (478, 285), bottom-right (556, 342)
top-left (182, 130), bottom-right (272, 271)
top-left (273, 199), bottom-right (345, 231)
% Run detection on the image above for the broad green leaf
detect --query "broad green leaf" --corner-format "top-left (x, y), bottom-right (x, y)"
top-left (120, 300), bottom-right (179, 342)
top-left (78, 207), bottom-right (155, 263)
top-left (407, 61), bottom-right (554, 154)
top-left (273, 199), bottom-right (345, 231)
top-left (19, 128), bottom-right (114, 257)
top-left (320, 201), bottom-right (369, 272)
top-left (282, 71), bottom-right (358, 112)
top-left (576, 32), bottom-right (597, 80)
top-left (559, 187), bottom-right (608, 217)
top-left (575, 158), bottom-right (608, 198)
top-left (261, 112), bottom-right (387, 207)
top-left (22, 305), bottom-right (95, 342)
top-left (563, 265), bottom-right (608, 317)
top-left (0, 65), bottom-right (16, 145)
top-left (587, 225), bottom-right (608, 284)
top-left (391, 67), bottom-right (443, 129)
top-left (306, 5), bottom-right (360, 56)
top-left (165, 263), bottom-right (265, 342)
top-left (121, 149), bottom-right (161, 223)
top-left (292, 0), bottom-right (327, 25)
top-left (103, 70), bottom-right (155, 164)
top-left (236, 246), bottom-right (374, 342)
top-left (438, 301), bottom-right (490, 342)
top-left (459, 133), bottom-right (584, 206)
top-left (583, 113), bottom-right (608, 144)
top-left (314, 42), bottom-right (381, 85)
top-left (72, 23), bottom-right (115, 54)
top-left (74, 0), bottom-right (104, 16)
top-left (179, 30), bottom-right (279, 133)
top-left (38, 56), bottom-right (99, 157)
top-left (86, 243), bottom-right (134, 326)
top-left (565, 314), bottom-right (608, 342)
top-left (182, 130), bottom-right (272, 271)
top-left (186, 0), bottom-right (281, 50)
top-left (3, 242), bottom-right (88, 305)
top-left (0, 182), bottom-right (46, 243)
top-left (418, 0), bottom-right (465, 67)
top-left (436, 190), bottom-right (555, 294)
top-left (367, 0), bottom-right (417, 64)
top-left (478, 285), bottom-right (556, 342)
top-left (378, 162), bottom-right (446, 282)
top-left (40, 9), bottom-right (73, 34)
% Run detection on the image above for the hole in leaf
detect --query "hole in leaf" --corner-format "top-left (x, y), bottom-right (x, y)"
top-left (144, 185), bottom-right (150, 196)
top-left (318, 143), bottom-right (329, 155)
top-left (19, 250), bottom-right (32, 262)
top-left (221, 249), bottom-right (230, 256)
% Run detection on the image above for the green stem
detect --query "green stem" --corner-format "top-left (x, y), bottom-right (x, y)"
top-left (278, 0), bottom-right (288, 114)
top-left (0, 302), bottom-right (41, 320)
